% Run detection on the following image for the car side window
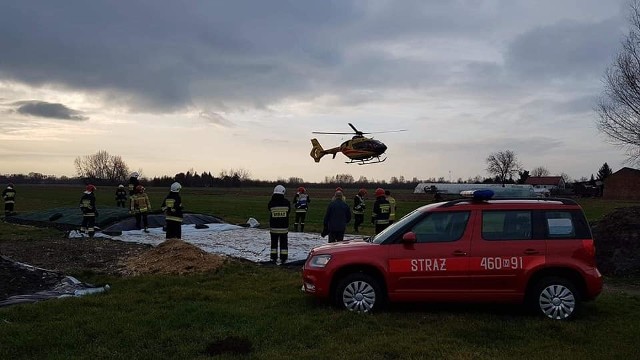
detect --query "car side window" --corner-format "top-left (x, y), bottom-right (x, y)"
top-left (411, 211), bottom-right (470, 243)
top-left (482, 210), bottom-right (532, 240)
top-left (544, 211), bottom-right (575, 238)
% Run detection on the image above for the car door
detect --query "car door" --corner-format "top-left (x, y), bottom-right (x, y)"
top-left (387, 210), bottom-right (473, 299)
top-left (467, 209), bottom-right (546, 298)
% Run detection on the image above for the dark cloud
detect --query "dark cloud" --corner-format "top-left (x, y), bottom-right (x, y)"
top-left (13, 101), bottom-right (88, 120)
top-left (0, 1), bottom-right (627, 113)
top-left (199, 111), bottom-right (234, 127)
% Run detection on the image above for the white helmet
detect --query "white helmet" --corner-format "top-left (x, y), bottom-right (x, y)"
top-left (130, 172), bottom-right (139, 178)
top-left (273, 185), bottom-right (286, 195)
top-left (170, 182), bottom-right (182, 192)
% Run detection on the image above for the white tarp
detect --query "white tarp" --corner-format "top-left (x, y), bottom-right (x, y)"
top-left (69, 224), bottom-right (361, 264)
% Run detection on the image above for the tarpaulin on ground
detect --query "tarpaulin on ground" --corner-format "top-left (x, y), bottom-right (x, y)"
top-left (5, 206), bottom-right (131, 231)
top-left (0, 255), bottom-right (110, 307)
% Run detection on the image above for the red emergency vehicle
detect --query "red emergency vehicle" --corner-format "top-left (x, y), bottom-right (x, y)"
top-left (302, 190), bottom-right (602, 320)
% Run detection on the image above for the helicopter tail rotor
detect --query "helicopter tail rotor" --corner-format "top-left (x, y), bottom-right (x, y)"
top-left (310, 138), bottom-right (326, 162)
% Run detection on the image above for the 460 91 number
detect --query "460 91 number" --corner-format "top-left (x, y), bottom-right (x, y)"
top-left (480, 256), bottom-right (523, 270)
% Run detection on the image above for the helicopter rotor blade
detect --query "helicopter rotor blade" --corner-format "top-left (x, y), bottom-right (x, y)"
top-left (348, 123), bottom-right (362, 134)
top-left (312, 131), bottom-right (357, 135)
top-left (366, 129), bottom-right (407, 134)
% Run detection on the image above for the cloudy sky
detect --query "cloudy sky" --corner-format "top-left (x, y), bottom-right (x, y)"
top-left (0, 0), bottom-right (632, 183)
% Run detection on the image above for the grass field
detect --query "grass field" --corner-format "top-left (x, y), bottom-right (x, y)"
top-left (1, 185), bottom-right (640, 359)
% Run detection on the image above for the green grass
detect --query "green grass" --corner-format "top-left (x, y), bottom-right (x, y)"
top-left (1, 262), bottom-right (639, 359)
top-left (1, 185), bottom-right (640, 359)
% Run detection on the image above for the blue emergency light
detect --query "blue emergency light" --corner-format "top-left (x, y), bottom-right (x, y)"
top-left (460, 189), bottom-right (495, 200)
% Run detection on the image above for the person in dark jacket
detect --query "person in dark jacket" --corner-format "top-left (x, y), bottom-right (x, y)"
top-left (79, 184), bottom-right (97, 237)
top-left (268, 185), bottom-right (291, 264)
top-left (128, 172), bottom-right (140, 209)
top-left (292, 186), bottom-right (310, 232)
top-left (371, 187), bottom-right (391, 234)
top-left (323, 189), bottom-right (352, 243)
top-left (115, 184), bottom-right (127, 208)
top-left (3, 183), bottom-right (16, 216)
top-left (353, 188), bottom-right (367, 233)
top-left (162, 182), bottom-right (183, 239)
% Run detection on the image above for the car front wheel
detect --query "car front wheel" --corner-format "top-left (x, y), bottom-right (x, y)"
top-left (531, 276), bottom-right (580, 320)
top-left (334, 273), bottom-right (384, 313)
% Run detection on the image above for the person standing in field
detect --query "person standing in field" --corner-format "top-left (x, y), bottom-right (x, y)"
top-left (115, 184), bottom-right (127, 208)
top-left (162, 182), bottom-right (183, 239)
top-left (79, 184), bottom-right (98, 237)
top-left (292, 186), bottom-right (310, 232)
top-left (323, 189), bottom-right (351, 243)
top-left (268, 185), bottom-right (291, 264)
top-left (371, 187), bottom-right (391, 234)
top-left (353, 188), bottom-right (367, 233)
top-left (127, 172), bottom-right (140, 210)
top-left (131, 185), bottom-right (151, 233)
top-left (385, 190), bottom-right (396, 224)
top-left (2, 183), bottom-right (16, 216)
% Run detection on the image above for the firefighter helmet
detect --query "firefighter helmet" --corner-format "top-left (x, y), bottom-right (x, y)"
top-left (7, 183), bottom-right (14, 189)
top-left (130, 172), bottom-right (140, 178)
top-left (135, 185), bottom-right (144, 193)
top-left (298, 186), bottom-right (305, 193)
top-left (273, 185), bottom-right (286, 195)
top-left (375, 188), bottom-right (385, 197)
top-left (86, 184), bottom-right (96, 193)
top-left (118, 184), bottom-right (124, 188)
top-left (170, 182), bottom-right (182, 192)
top-left (335, 187), bottom-right (343, 192)
top-left (358, 188), bottom-right (367, 196)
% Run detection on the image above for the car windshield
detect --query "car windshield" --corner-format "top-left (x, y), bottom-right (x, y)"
top-left (371, 208), bottom-right (424, 244)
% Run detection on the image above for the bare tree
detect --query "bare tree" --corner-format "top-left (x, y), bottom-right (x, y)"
top-left (486, 150), bottom-right (522, 184)
top-left (596, 0), bottom-right (640, 165)
top-left (74, 150), bottom-right (130, 183)
top-left (531, 166), bottom-right (550, 177)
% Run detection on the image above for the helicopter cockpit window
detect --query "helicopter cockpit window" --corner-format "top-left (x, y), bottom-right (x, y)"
top-left (353, 141), bottom-right (372, 150)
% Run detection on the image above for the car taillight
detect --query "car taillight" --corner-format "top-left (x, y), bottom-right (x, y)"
top-left (582, 239), bottom-right (596, 264)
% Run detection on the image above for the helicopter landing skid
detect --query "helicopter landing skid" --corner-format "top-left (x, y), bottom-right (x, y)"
top-left (346, 157), bottom-right (387, 165)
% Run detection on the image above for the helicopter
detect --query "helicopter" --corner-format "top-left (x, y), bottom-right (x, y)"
top-left (310, 123), bottom-right (405, 165)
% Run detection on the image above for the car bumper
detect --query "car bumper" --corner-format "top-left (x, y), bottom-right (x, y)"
top-left (584, 267), bottom-right (603, 300)
top-left (302, 269), bottom-right (331, 299)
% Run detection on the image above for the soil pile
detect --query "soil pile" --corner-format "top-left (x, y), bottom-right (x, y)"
top-left (593, 206), bottom-right (640, 275)
top-left (122, 239), bottom-right (227, 276)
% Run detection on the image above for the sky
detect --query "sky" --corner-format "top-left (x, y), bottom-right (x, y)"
top-left (0, 0), bottom-right (633, 183)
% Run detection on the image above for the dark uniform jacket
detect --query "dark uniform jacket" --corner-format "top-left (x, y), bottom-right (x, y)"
top-left (293, 193), bottom-right (310, 213)
top-left (128, 177), bottom-right (140, 196)
top-left (324, 198), bottom-right (352, 232)
top-left (353, 195), bottom-right (365, 214)
top-left (268, 194), bottom-right (291, 234)
top-left (115, 188), bottom-right (128, 201)
top-left (80, 192), bottom-right (97, 217)
top-left (372, 197), bottom-right (391, 225)
top-left (161, 192), bottom-right (183, 222)
top-left (2, 188), bottom-right (16, 203)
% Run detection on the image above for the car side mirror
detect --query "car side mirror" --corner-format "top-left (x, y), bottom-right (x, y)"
top-left (402, 231), bottom-right (417, 243)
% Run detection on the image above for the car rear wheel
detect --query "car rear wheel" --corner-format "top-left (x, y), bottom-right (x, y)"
top-left (334, 273), bottom-right (384, 313)
top-left (531, 277), bottom-right (580, 320)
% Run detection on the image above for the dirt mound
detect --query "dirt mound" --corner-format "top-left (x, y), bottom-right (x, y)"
top-left (593, 206), bottom-right (640, 275)
top-left (122, 239), bottom-right (227, 276)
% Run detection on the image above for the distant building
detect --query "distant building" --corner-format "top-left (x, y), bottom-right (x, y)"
top-left (603, 167), bottom-right (640, 201)
top-left (524, 176), bottom-right (565, 191)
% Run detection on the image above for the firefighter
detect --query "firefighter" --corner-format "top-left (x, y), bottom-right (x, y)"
top-left (353, 188), bottom-right (367, 233)
top-left (161, 182), bottom-right (183, 239)
top-left (115, 184), bottom-right (127, 208)
top-left (127, 172), bottom-right (140, 209)
top-left (131, 185), bottom-right (151, 232)
top-left (385, 190), bottom-right (396, 224)
top-left (292, 186), bottom-right (310, 232)
top-left (2, 183), bottom-right (16, 216)
top-left (268, 185), bottom-right (291, 264)
top-left (79, 184), bottom-right (98, 237)
top-left (371, 187), bottom-right (391, 234)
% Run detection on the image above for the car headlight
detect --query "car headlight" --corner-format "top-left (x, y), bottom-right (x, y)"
top-left (308, 254), bottom-right (332, 268)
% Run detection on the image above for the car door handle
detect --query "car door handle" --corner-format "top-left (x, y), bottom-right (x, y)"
top-left (523, 249), bottom-right (539, 255)
top-left (452, 250), bottom-right (467, 256)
